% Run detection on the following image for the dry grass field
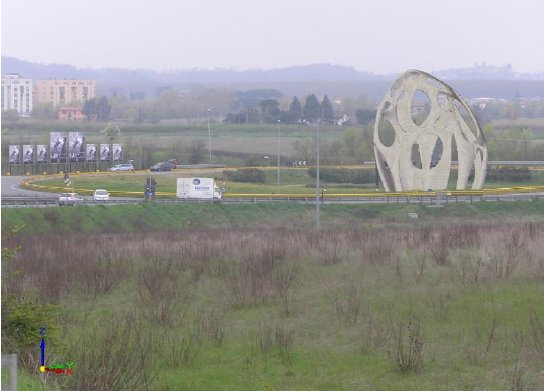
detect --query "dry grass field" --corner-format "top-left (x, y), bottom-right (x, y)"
top-left (2, 202), bottom-right (543, 390)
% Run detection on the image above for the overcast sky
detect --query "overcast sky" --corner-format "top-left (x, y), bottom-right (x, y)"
top-left (2, 0), bottom-right (543, 73)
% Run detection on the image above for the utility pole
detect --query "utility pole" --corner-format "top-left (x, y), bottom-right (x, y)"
top-left (207, 108), bottom-right (212, 164)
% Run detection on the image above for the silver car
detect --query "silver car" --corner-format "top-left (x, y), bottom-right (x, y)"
top-left (108, 163), bottom-right (135, 172)
top-left (59, 192), bottom-right (83, 206)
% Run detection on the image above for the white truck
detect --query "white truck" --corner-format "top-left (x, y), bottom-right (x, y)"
top-left (176, 177), bottom-right (222, 200)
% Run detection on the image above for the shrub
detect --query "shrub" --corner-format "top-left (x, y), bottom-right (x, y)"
top-left (225, 168), bottom-right (266, 183)
top-left (487, 167), bottom-right (532, 182)
top-left (390, 320), bottom-right (424, 373)
top-left (1, 296), bottom-right (59, 370)
top-left (308, 168), bottom-right (375, 184)
top-left (66, 314), bottom-right (155, 391)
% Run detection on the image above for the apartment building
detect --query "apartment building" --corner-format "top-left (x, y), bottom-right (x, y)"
top-left (34, 79), bottom-right (95, 106)
top-left (1, 73), bottom-right (33, 116)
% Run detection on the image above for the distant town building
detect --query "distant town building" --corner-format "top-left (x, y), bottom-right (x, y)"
top-left (1, 73), bottom-right (33, 117)
top-left (34, 79), bottom-right (95, 107)
top-left (58, 106), bottom-right (86, 121)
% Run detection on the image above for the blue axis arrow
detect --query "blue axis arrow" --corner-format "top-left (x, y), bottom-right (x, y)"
top-left (40, 338), bottom-right (45, 366)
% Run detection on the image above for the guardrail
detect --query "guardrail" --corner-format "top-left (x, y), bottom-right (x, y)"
top-left (2, 191), bottom-right (542, 207)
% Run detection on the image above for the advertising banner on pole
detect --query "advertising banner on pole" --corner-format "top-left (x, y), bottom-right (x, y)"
top-left (50, 132), bottom-right (67, 163)
top-left (113, 144), bottom-right (123, 162)
top-left (86, 144), bottom-right (97, 162)
top-left (36, 145), bottom-right (48, 163)
top-left (23, 145), bottom-right (34, 164)
top-left (100, 144), bottom-right (111, 161)
top-left (68, 132), bottom-right (85, 162)
top-left (9, 145), bottom-right (20, 164)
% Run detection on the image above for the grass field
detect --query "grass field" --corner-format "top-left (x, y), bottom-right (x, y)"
top-left (2, 201), bottom-right (543, 390)
top-left (27, 168), bottom-right (544, 197)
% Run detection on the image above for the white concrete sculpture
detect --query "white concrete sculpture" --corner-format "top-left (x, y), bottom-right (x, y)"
top-left (373, 70), bottom-right (487, 191)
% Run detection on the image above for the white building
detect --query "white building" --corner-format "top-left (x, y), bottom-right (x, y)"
top-left (1, 73), bottom-right (33, 117)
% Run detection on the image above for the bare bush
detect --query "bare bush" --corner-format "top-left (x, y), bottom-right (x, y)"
top-left (428, 231), bottom-right (451, 266)
top-left (429, 294), bottom-right (451, 322)
top-left (510, 362), bottom-right (526, 391)
top-left (528, 308), bottom-right (543, 357)
top-left (196, 308), bottom-right (225, 346)
top-left (272, 263), bottom-right (299, 314)
top-left (66, 314), bottom-right (155, 391)
top-left (159, 333), bottom-right (199, 369)
top-left (137, 257), bottom-right (185, 328)
top-left (464, 314), bottom-right (498, 364)
top-left (335, 286), bottom-right (367, 324)
top-left (255, 321), bottom-right (274, 354)
top-left (389, 320), bottom-right (424, 373)
top-left (362, 233), bottom-right (394, 265)
top-left (448, 250), bottom-right (483, 285)
top-left (275, 324), bottom-right (294, 365)
top-left (360, 311), bottom-right (392, 354)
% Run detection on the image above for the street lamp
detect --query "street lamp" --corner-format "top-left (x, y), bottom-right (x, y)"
top-left (315, 119), bottom-right (320, 229)
top-left (207, 108), bottom-right (212, 164)
top-left (277, 119), bottom-right (281, 187)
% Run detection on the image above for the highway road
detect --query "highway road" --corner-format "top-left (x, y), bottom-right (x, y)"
top-left (1, 176), bottom-right (56, 197)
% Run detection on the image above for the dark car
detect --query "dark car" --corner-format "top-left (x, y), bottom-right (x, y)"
top-left (150, 161), bottom-right (176, 172)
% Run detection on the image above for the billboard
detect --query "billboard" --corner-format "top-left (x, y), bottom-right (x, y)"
top-left (36, 145), bottom-right (48, 163)
top-left (113, 144), bottom-right (123, 162)
top-left (50, 132), bottom-right (67, 163)
top-left (23, 145), bottom-right (34, 164)
top-left (86, 144), bottom-right (97, 162)
top-left (68, 132), bottom-right (85, 162)
top-left (9, 145), bottom-right (20, 164)
top-left (100, 144), bottom-right (111, 161)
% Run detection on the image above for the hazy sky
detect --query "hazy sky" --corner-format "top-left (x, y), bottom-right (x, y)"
top-left (2, 0), bottom-right (543, 73)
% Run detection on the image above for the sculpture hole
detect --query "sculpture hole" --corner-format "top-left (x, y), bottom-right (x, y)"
top-left (430, 137), bottom-right (443, 168)
top-left (453, 100), bottom-right (479, 138)
top-left (390, 78), bottom-right (403, 98)
top-left (411, 90), bottom-right (431, 126)
top-left (377, 118), bottom-right (396, 147)
top-left (411, 142), bottom-right (422, 169)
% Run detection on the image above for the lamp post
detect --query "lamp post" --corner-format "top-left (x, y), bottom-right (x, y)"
top-left (315, 118), bottom-right (320, 229)
top-left (207, 108), bottom-right (212, 164)
top-left (276, 119), bottom-right (281, 187)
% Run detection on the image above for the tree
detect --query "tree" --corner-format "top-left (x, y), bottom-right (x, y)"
top-left (188, 139), bottom-right (205, 164)
top-left (100, 122), bottom-right (121, 143)
top-left (1, 109), bottom-right (19, 122)
top-left (259, 99), bottom-right (281, 123)
top-left (83, 96), bottom-right (111, 121)
top-left (288, 97), bottom-right (302, 124)
top-left (321, 95), bottom-right (334, 124)
top-left (303, 94), bottom-right (321, 123)
top-left (96, 96), bottom-right (111, 121)
top-left (31, 103), bottom-right (57, 120)
top-left (355, 109), bottom-right (376, 125)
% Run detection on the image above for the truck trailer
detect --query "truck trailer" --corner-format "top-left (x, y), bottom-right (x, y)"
top-left (176, 177), bottom-right (222, 200)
